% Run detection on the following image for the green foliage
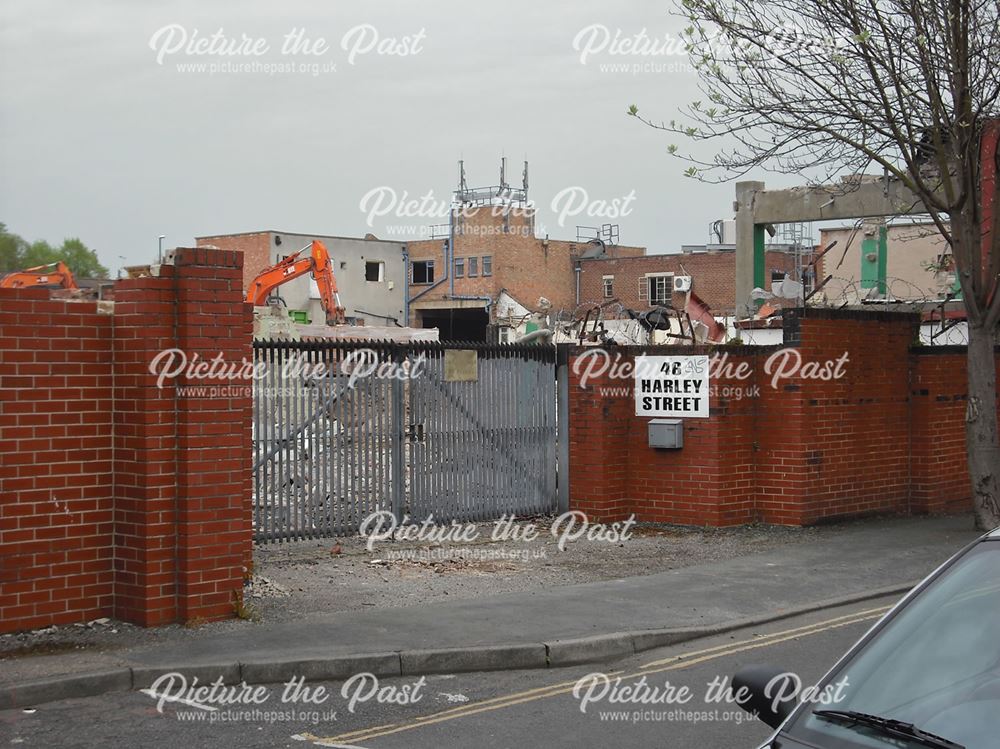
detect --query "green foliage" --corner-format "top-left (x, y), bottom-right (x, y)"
top-left (0, 223), bottom-right (26, 272)
top-left (0, 223), bottom-right (108, 278)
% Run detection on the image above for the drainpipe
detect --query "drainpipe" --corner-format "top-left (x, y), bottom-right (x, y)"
top-left (575, 262), bottom-right (582, 305)
top-left (449, 203), bottom-right (456, 296)
top-left (408, 208), bottom-right (452, 304)
top-left (402, 244), bottom-right (410, 325)
top-left (449, 295), bottom-right (493, 315)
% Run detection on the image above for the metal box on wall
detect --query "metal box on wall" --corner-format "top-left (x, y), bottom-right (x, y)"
top-left (648, 418), bottom-right (684, 449)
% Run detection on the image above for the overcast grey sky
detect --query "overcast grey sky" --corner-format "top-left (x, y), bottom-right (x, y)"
top-left (0, 0), bottom-right (797, 271)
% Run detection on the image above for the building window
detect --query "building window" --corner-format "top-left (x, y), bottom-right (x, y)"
top-left (412, 260), bottom-right (435, 284)
top-left (639, 274), bottom-right (673, 305)
top-left (468, 257), bottom-right (478, 277)
top-left (455, 257), bottom-right (465, 278)
top-left (365, 261), bottom-right (384, 282)
top-left (603, 275), bottom-right (614, 298)
top-left (482, 256), bottom-right (492, 277)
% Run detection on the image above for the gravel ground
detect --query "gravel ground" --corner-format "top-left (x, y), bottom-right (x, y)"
top-left (244, 518), bottom-right (825, 620)
top-left (0, 516), bottom-right (832, 675)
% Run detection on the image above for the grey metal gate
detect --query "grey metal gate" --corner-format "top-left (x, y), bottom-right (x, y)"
top-left (252, 340), bottom-right (560, 542)
top-left (407, 344), bottom-right (557, 523)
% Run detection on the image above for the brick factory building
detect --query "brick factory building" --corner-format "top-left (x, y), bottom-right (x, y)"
top-left (576, 247), bottom-right (811, 318)
top-left (195, 230), bottom-right (408, 327)
top-left (406, 205), bottom-right (644, 340)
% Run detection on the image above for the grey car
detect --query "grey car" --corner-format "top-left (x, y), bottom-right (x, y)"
top-left (734, 527), bottom-right (1000, 749)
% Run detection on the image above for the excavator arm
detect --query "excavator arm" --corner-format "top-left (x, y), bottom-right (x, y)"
top-left (245, 240), bottom-right (347, 325)
top-left (0, 261), bottom-right (78, 290)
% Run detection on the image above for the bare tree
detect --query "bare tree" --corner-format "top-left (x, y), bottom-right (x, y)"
top-left (629, 0), bottom-right (1000, 528)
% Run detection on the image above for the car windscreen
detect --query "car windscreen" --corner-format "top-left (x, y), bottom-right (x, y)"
top-left (783, 541), bottom-right (1000, 749)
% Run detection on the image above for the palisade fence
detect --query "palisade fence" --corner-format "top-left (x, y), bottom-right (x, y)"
top-left (251, 340), bottom-right (565, 543)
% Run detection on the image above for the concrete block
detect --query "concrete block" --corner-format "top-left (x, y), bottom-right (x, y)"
top-left (131, 663), bottom-right (241, 690)
top-left (546, 634), bottom-right (635, 667)
top-left (0, 669), bottom-right (131, 710)
top-left (400, 645), bottom-right (547, 675)
top-left (240, 652), bottom-right (401, 684)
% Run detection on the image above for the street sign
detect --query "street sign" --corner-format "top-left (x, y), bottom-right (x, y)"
top-left (634, 355), bottom-right (710, 418)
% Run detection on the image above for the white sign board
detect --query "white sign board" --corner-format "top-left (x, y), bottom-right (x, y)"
top-left (634, 355), bottom-right (710, 418)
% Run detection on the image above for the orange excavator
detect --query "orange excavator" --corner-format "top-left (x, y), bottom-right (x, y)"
top-left (245, 240), bottom-right (347, 325)
top-left (0, 261), bottom-right (78, 290)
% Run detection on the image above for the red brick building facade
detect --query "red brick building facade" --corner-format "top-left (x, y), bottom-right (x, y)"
top-left (576, 250), bottom-right (806, 316)
top-left (196, 231), bottom-right (272, 294)
top-left (406, 206), bottom-right (644, 339)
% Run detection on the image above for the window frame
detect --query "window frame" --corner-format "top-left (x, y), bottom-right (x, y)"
top-left (639, 273), bottom-right (674, 306)
top-left (412, 260), bottom-right (435, 285)
top-left (365, 260), bottom-right (385, 282)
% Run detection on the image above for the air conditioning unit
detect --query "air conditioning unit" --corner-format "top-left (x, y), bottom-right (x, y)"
top-left (673, 275), bottom-right (692, 292)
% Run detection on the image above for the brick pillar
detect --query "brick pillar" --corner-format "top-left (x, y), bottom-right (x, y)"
top-left (172, 249), bottom-right (253, 621)
top-left (779, 310), bottom-right (916, 524)
top-left (567, 349), bottom-right (631, 522)
top-left (753, 316), bottom-right (809, 525)
top-left (112, 273), bottom-right (180, 625)
top-left (910, 350), bottom-right (973, 513)
top-left (112, 248), bottom-right (253, 625)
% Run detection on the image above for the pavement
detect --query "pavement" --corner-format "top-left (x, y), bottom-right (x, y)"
top-left (2, 599), bottom-right (894, 748)
top-left (0, 514), bottom-right (982, 709)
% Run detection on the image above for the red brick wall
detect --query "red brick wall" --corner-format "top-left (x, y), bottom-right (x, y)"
top-left (568, 309), bottom-right (999, 527)
top-left (569, 346), bottom-right (766, 527)
top-left (909, 349), bottom-right (989, 514)
top-left (0, 249), bottom-right (253, 634)
top-left (0, 289), bottom-right (115, 631)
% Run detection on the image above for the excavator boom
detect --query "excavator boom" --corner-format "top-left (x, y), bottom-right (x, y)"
top-left (245, 240), bottom-right (347, 325)
top-left (0, 261), bottom-right (78, 290)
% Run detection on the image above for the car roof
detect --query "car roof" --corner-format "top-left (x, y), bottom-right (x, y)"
top-left (989, 527), bottom-right (1000, 539)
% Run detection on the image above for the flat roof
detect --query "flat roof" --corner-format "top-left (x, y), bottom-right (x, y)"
top-left (195, 229), bottom-right (406, 246)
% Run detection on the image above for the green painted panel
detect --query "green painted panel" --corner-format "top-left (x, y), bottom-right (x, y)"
top-left (753, 224), bottom-right (766, 307)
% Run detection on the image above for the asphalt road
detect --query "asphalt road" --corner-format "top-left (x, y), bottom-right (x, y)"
top-left (0, 596), bottom-right (899, 749)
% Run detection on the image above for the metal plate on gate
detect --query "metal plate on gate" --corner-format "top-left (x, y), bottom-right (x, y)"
top-left (444, 349), bottom-right (478, 382)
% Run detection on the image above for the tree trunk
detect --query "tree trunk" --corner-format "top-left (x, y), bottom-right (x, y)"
top-left (966, 321), bottom-right (1000, 530)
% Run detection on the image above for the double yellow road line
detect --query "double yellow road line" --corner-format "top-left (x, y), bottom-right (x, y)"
top-left (300, 605), bottom-right (891, 747)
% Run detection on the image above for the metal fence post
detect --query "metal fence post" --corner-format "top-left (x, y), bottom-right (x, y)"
top-left (556, 343), bottom-right (571, 514)
top-left (390, 343), bottom-right (406, 522)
